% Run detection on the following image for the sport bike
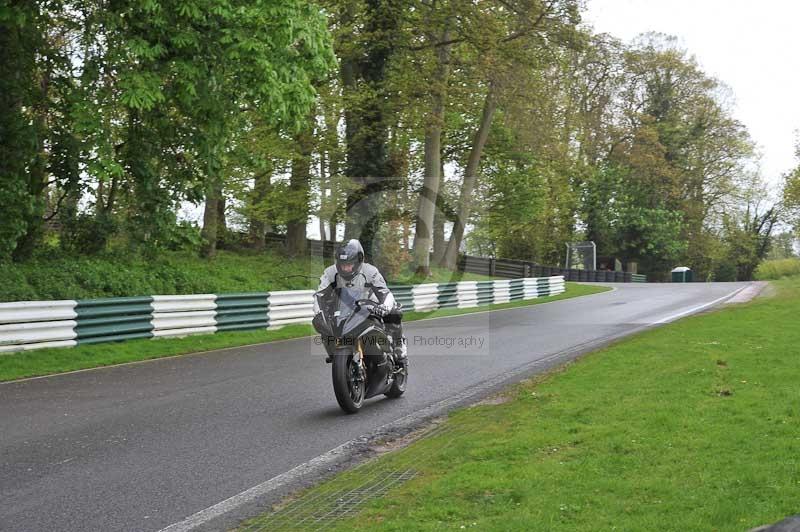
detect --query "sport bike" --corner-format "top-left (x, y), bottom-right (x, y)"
top-left (313, 285), bottom-right (407, 413)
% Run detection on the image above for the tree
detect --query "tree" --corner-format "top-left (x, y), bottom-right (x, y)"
top-left (439, 0), bottom-right (582, 269)
top-left (73, 0), bottom-right (334, 257)
top-left (412, 10), bottom-right (454, 275)
top-left (0, 0), bottom-right (82, 261)
top-left (335, 0), bottom-right (407, 260)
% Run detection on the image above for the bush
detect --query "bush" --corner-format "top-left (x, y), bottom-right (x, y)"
top-left (0, 248), bottom-right (488, 302)
top-left (60, 213), bottom-right (118, 255)
top-left (0, 250), bottom-right (324, 301)
top-left (754, 259), bottom-right (800, 280)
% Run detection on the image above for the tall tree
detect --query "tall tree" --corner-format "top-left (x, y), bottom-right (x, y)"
top-left (338, 0), bottom-right (406, 260)
top-left (440, 0), bottom-right (582, 269)
top-left (1, 0), bottom-right (82, 261)
top-left (287, 116), bottom-right (316, 256)
top-left (413, 21), bottom-right (453, 275)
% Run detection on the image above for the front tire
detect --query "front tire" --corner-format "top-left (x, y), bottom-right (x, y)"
top-left (385, 361), bottom-right (407, 398)
top-left (332, 354), bottom-right (365, 414)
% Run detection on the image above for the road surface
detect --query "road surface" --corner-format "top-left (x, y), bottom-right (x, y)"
top-left (0, 282), bottom-right (748, 532)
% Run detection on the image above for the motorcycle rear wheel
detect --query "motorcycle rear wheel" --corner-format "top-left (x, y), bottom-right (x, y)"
top-left (332, 354), bottom-right (365, 414)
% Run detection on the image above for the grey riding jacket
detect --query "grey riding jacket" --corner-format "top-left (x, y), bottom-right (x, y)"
top-left (313, 263), bottom-right (396, 314)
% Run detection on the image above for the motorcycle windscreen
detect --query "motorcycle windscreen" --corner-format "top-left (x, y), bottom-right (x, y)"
top-left (336, 286), bottom-right (372, 336)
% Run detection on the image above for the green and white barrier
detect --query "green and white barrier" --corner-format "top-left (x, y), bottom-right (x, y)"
top-left (151, 294), bottom-right (217, 338)
top-left (75, 297), bottom-right (154, 344)
top-left (0, 276), bottom-right (565, 353)
top-left (215, 293), bottom-right (269, 332)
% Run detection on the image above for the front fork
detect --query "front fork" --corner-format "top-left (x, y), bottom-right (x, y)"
top-left (353, 340), bottom-right (366, 382)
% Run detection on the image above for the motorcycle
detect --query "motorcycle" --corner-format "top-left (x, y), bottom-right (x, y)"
top-left (313, 285), bottom-right (407, 414)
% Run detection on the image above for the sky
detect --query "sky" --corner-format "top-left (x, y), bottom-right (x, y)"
top-left (584, 0), bottom-right (800, 188)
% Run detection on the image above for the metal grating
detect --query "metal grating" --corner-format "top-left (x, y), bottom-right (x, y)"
top-left (239, 423), bottom-right (475, 531)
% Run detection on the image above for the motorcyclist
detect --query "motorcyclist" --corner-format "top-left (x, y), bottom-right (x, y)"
top-left (313, 239), bottom-right (407, 364)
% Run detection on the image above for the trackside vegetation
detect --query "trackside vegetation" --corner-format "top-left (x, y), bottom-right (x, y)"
top-left (0, 250), bottom-right (494, 302)
top-left (240, 276), bottom-right (800, 532)
top-left (0, 283), bottom-right (608, 382)
top-left (4, 1), bottom-right (799, 285)
top-left (755, 258), bottom-right (800, 280)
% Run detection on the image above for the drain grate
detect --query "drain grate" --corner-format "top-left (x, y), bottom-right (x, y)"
top-left (239, 422), bottom-right (474, 531)
top-left (239, 469), bottom-right (417, 531)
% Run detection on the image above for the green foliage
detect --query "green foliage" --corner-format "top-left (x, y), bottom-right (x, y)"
top-left (0, 0), bottom-right (334, 261)
top-left (0, 1), bottom-right (780, 283)
top-left (0, 247), bottom-right (504, 302)
top-left (60, 213), bottom-right (118, 255)
top-left (754, 259), bottom-right (800, 280)
top-left (0, 1), bottom-right (46, 261)
top-left (0, 179), bottom-right (30, 261)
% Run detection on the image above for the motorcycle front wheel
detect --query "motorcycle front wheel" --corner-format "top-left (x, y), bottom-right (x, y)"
top-left (332, 353), bottom-right (365, 414)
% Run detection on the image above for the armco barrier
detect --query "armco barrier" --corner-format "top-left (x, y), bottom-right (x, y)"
top-left (266, 290), bottom-right (316, 328)
top-left (411, 284), bottom-right (439, 311)
top-left (0, 276), bottom-right (565, 353)
top-left (151, 294), bottom-right (217, 338)
top-left (215, 293), bottom-right (269, 332)
top-left (0, 300), bottom-right (78, 352)
top-left (75, 297), bottom-right (154, 344)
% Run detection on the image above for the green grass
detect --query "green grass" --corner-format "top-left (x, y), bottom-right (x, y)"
top-left (0, 325), bottom-right (315, 382)
top-left (241, 276), bottom-right (800, 532)
top-left (0, 283), bottom-right (608, 382)
top-left (0, 249), bottom-right (493, 302)
top-left (755, 258), bottom-right (800, 280)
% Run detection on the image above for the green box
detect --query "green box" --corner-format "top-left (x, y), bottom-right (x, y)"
top-left (671, 267), bottom-right (693, 283)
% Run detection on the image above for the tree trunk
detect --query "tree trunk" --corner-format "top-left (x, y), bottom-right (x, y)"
top-left (440, 84), bottom-right (498, 269)
top-left (432, 156), bottom-right (447, 264)
top-left (432, 207), bottom-right (445, 265)
top-left (414, 29), bottom-right (451, 276)
top-left (200, 183), bottom-right (221, 258)
top-left (319, 150), bottom-right (328, 242)
top-left (249, 171), bottom-right (271, 251)
top-left (328, 175), bottom-right (340, 245)
top-left (216, 193), bottom-right (227, 248)
top-left (12, 155), bottom-right (47, 261)
top-left (287, 118), bottom-right (315, 257)
top-left (12, 57), bottom-right (50, 262)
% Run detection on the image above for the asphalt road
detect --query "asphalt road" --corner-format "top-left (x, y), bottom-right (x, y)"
top-left (0, 282), bottom-right (749, 532)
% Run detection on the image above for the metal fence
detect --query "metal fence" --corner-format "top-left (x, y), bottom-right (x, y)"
top-left (261, 235), bottom-right (646, 283)
top-left (460, 255), bottom-right (646, 283)
top-left (260, 234), bottom-right (647, 283)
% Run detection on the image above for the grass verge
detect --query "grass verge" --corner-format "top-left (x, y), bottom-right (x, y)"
top-left (240, 277), bottom-right (800, 532)
top-left (0, 282), bottom-right (608, 382)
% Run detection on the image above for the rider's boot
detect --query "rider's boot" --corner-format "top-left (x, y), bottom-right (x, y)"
top-left (393, 336), bottom-right (407, 366)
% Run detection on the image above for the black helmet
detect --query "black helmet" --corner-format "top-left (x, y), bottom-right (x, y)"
top-left (335, 239), bottom-right (364, 280)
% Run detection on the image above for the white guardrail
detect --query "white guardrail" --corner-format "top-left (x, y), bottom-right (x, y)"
top-left (0, 276), bottom-right (565, 353)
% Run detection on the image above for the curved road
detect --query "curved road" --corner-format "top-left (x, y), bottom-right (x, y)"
top-left (0, 282), bottom-right (748, 532)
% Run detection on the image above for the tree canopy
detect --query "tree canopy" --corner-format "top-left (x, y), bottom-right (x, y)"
top-left (0, 1), bottom-right (792, 282)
